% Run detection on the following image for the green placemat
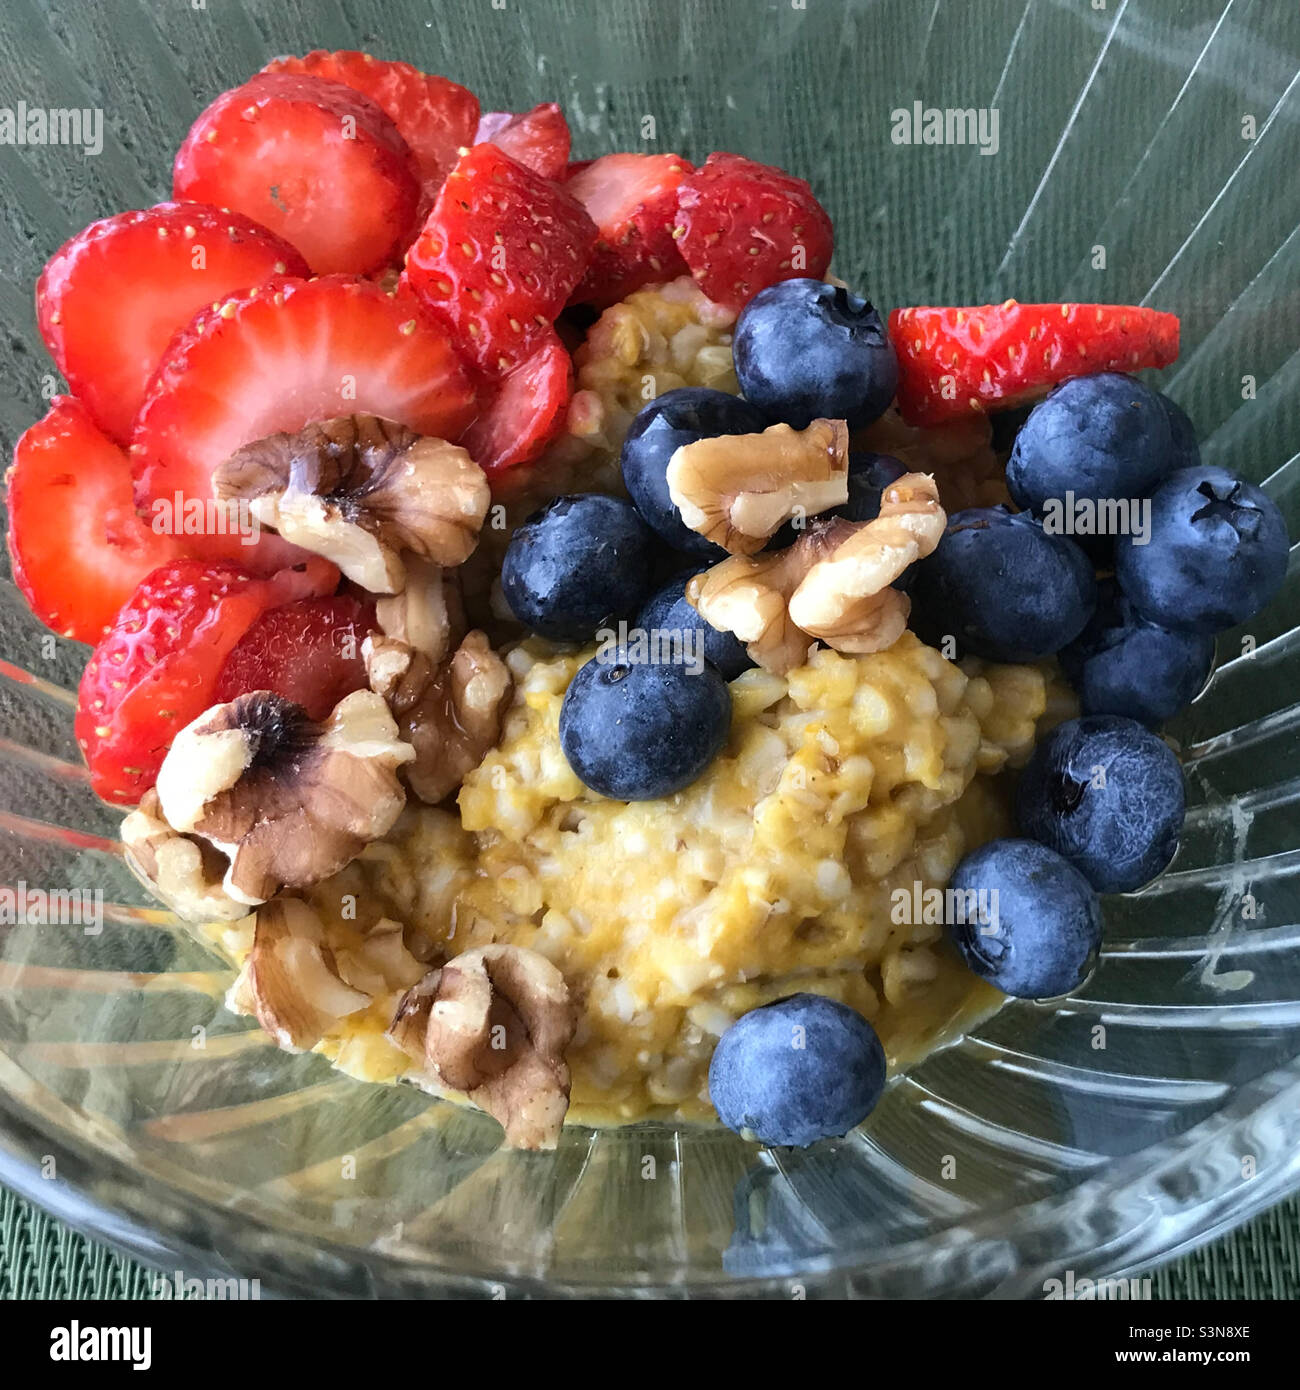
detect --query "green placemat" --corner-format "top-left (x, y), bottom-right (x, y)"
top-left (2, 1180), bottom-right (1298, 1299)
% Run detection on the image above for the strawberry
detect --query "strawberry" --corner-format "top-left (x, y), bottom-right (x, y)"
top-left (673, 152), bottom-right (834, 311)
top-left (129, 275), bottom-right (477, 560)
top-left (401, 142), bottom-right (598, 375)
top-left (460, 330), bottom-right (573, 476)
top-left (75, 555), bottom-right (338, 805)
top-left (262, 49), bottom-right (479, 197)
top-left (889, 302), bottom-right (1182, 426)
top-left (475, 103), bottom-right (571, 181)
top-left (172, 73), bottom-right (421, 276)
top-left (6, 398), bottom-right (191, 644)
top-left (212, 593), bottom-right (376, 720)
top-left (36, 203), bottom-right (309, 444)
top-left (567, 153), bottom-right (692, 308)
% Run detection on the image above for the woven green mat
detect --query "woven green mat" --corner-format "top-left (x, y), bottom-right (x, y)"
top-left (2, 1181), bottom-right (1297, 1299)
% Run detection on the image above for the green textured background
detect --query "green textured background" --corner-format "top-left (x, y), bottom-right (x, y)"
top-left (2, 1180), bottom-right (1297, 1298)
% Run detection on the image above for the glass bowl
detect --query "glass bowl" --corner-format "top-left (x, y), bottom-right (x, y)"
top-left (0, 0), bottom-right (1297, 1297)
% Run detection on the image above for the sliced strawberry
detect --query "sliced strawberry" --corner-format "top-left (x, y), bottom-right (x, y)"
top-left (475, 103), bottom-right (571, 181)
top-left (673, 152), bottom-right (834, 311)
top-left (460, 330), bottom-right (573, 476)
top-left (130, 275), bottom-right (477, 560)
top-left (213, 593), bottom-right (376, 720)
top-left (567, 153), bottom-right (692, 308)
top-left (172, 73), bottom-right (421, 276)
top-left (75, 555), bottom-right (338, 804)
top-left (262, 49), bottom-right (479, 197)
top-left (6, 398), bottom-right (190, 644)
top-left (36, 203), bottom-right (309, 444)
top-left (401, 143), bottom-right (597, 376)
top-left (890, 302), bottom-right (1182, 427)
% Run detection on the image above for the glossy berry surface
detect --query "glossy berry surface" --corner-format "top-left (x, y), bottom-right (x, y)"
top-left (1016, 715), bottom-right (1185, 894)
top-left (1059, 580), bottom-right (1214, 727)
top-left (635, 573), bottom-right (753, 681)
top-left (948, 839), bottom-right (1102, 999)
top-left (621, 388), bottom-right (767, 557)
top-left (502, 494), bottom-right (659, 643)
top-left (910, 506), bottom-right (1096, 662)
top-left (734, 279), bottom-right (899, 429)
top-left (1115, 465), bottom-right (1289, 634)
top-left (1006, 372), bottom-right (1174, 514)
top-left (559, 648), bottom-right (731, 800)
top-left (708, 993), bottom-right (887, 1147)
top-left (1157, 392), bottom-right (1201, 471)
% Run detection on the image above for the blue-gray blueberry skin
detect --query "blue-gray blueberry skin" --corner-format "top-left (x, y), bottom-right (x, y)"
top-left (708, 993), bottom-right (887, 1148)
top-left (948, 839), bottom-right (1102, 999)
top-left (558, 647), bottom-right (731, 800)
top-left (733, 278), bottom-right (899, 430)
top-left (1114, 465), bottom-right (1290, 634)
top-left (1007, 372), bottom-right (1175, 513)
top-left (620, 387), bottom-right (768, 558)
top-left (1156, 391), bottom-right (1201, 470)
top-left (1059, 580), bottom-right (1215, 728)
top-left (909, 506), bottom-right (1096, 662)
top-left (768, 451), bottom-right (907, 550)
top-left (501, 494), bottom-right (659, 644)
top-left (635, 573), bottom-right (754, 681)
top-left (1016, 715), bottom-right (1185, 894)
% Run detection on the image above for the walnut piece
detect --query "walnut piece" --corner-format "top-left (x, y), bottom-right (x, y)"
top-left (120, 789), bottom-right (248, 923)
top-left (154, 689), bottom-right (414, 906)
top-left (688, 471), bottom-right (945, 673)
top-left (374, 554), bottom-right (466, 666)
top-left (230, 897), bottom-right (370, 1051)
top-left (214, 415), bottom-right (490, 594)
top-left (666, 418), bottom-right (849, 554)
top-left (388, 944), bottom-right (576, 1150)
top-left (365, 629), bottom-right (512, 805)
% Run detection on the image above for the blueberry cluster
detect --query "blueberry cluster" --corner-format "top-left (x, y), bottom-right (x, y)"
top-left (503, 277), bottom-right (903, 804)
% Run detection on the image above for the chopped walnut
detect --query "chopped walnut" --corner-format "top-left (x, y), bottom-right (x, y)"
top-left (333, 917), bottom-right (428, 996)
top-left (666, 418), bottom-right (849, 554)
top-left (374, 554), bottom-right (466, 666)
top-left (688, 471), bottom-right (945, 673)
top-left (365, 629), bottom-right (512, 805)
top-left (153, 689), bottom-right (414, 906)
top-left (231, 897), bottom-right (370, 1051)
top-left (214, 414), bottom-right (490, 594)
top-left (120, 789), bottom-right (248, 923)
top-left (388, 944), bottom-right (576, 1150)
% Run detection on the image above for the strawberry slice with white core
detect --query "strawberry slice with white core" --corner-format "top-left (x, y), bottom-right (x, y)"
top-left (172, 73), bottom-right (421, 276)
top-left (36, 203), bottom-right (309, 444)
top-left (6, 397), bottom-right (192, 643)
top-left (476, 103), bottom-right (571, 181)
top-left (460, 330), bottom-right (574, 476)
top-left (129, 275), bottom-right (478, 561)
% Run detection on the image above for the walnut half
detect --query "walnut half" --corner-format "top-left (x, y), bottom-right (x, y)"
top-left (388, 945), bottom-right (576, 1150)
top-left (688, 471), bottom-right (945, 673)
top-left (666, 418), bottom-right (850, 554)
top-left (152, 689), bottom-right (414, 906)
top-left (214, 415), bottom-right (490, 594)
top-left (121, 789), bottom-right (248, 923)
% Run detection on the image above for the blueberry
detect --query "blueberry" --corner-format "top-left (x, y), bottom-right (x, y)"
top-left (1007, 373), bottom-right (1175, 516)
top-left (621, 388), bottom-right (768, 557)
top-left (1157, 392), bottom-right (1201, 470)
top-left (909, 506), bottom-right (1096, 662)
top-left (708, 993), bottom-right (886, 1147)
top-left (1114, 465), bottom-right (1290, 634)
top-left (1059, 580), bottom-right (1215, 727)
top-left (501, 494), bottom-right (658, 643)
top-left (635, 572), bottom-right (753, 681)
top-left (990, 402), bottom-right (1036, 456)
top-left (559, 647), bottom-right (731, 799)
top-left (948, 839), bottom-right (1102, 999)
top-left (733, 279), bottom-right (899, 430)
top-left (1016, 715), bottom-right (1185, 893)
top-left (768, 451), bottom-right (907, 549)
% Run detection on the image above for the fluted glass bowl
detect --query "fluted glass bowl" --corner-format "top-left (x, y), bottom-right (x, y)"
top-left (0, 0), bottom-right (1297, 1297)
